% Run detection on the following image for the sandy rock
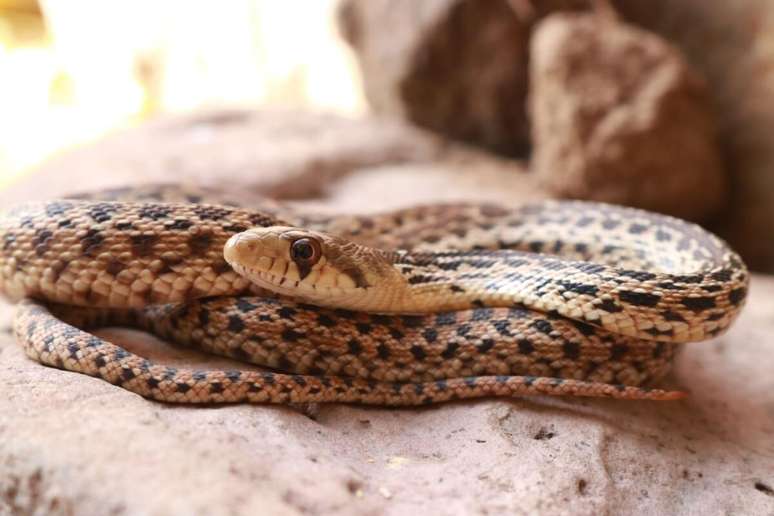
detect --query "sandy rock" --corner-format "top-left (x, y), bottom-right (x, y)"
top-left (529, 12), bottom-right (726, 222)
top-left (339, 0), bottom-right (589, 157)
top-left (610, 0), bottom-right (774, 272)
top-left (0, 109), bottom-right (535, 209)
top-left (1, 110), bottom-right (772, 515)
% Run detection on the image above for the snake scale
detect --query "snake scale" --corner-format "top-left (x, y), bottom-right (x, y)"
top-left (0, 185), bottom-right (749, 405)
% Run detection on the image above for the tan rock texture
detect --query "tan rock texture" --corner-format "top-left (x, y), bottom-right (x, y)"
top-left (1, 110), bottom-right (773, 515)
top-left (0, 109), bottom-right (537, 210)
top-left (609, 0), bottom-right (774, 271)
top-left (528, 13), bottom-right (726, 222)
top-left (339, 0), bottom-right (589, 157)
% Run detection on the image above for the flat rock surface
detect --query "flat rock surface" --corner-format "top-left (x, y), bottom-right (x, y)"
top-left (1, 110), bottom-right (773, 515)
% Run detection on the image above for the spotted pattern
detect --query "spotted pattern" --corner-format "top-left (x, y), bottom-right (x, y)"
top-left (0, 187), bottom-right (750, 405)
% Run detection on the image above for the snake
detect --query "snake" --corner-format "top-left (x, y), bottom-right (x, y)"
top-left (0, 185), bottom-right (749, 405)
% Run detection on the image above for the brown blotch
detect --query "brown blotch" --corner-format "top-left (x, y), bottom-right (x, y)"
top-left (105, 259), bottom-right (125, 276)
top-left (187, 232), bottom-right (214, 256)
top-left (130, 233), bottom-right (160, 257)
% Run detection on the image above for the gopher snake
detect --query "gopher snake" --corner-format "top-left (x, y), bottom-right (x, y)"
top-left (0, 186), bottom-right (749, 405)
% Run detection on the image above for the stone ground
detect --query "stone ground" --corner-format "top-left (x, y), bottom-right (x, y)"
top-left (1, 111), bottom-right (773, 515)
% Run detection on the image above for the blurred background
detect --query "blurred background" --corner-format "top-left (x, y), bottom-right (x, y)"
top-left (1, 0), bottom-right (774, 272)
top-left (0, 0), bottom-right (365, 187)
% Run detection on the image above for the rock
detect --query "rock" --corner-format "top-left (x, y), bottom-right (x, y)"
top-left (339, 0), bottom-right (589, 157)
top-left (528, 12), bottom-right (726, 222)
top-left (610, 0), bottom-right (774, 272)
top-left (1, 110), bottom-right (772, 515)
top-left (0, 109), bottom-right (535, 209)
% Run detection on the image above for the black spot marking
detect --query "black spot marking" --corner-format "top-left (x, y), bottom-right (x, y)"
top-left (628, 223), bottom-right (647, 234)
top-left (477, 339), bottom-right (495, 353)
top-left (562, 341), bottom-right (580, 360)
top-left (176, 382), bottom-right (191, 393)
top-left (492, 319), bottom-right (511, 336)
top-left (209, 382), bottom-right (224, 394)
top-left (87, 203), bottom-right (119, 223)
top-left (138, 205), bottom-right (172, 220)
top-left (674, 274), bottom-right (704, 284)
top-left (281, 329), bottom-right (303, 341)
top-left (192, 205), bottom-right (233, 221)
top-left (407, 275), bottom-right (437, 285)
top-left (681, 296), bottom-right (716, 312)
top-left (166, 219), bottom-right (193, 230)
top-left (610, 343), bottom-right (629, 360)
top-left (619, 270), bottom-right (658, 281)
top-left (471, 308), bottom-right (493, 321)
top-left (422, 327), bottom-right (438, 343)
top-left (435, 312), bottom-right (456, 326)
top-left (347, 339), bottom-right (362, 355)
top-left (227, 315), bottom-right (245, 333)
top-left (532, 320), bottom-right (553, 335)
top-left (376, 343), bottom-right (390, 359)
top-left (729, 287), bottom-right (746, 306)
top-left (292, 375), bottom-right (307, 386)
top-left (222, 224), bottom-right (247, 233)
top-left (441, 342), bottom-right (459, 359)
top-left (275, 306), bottom-right (295, 319)
top-left (618, 290), bottom-right (662, 307)
top-left (557, 281), bottom-right (599, 297)
top-left (410, 345), bottom-right (427, 360)
top-left (399, 315), bottom-right (422, 328)
top-left (456, 324), bottom-right (471, 337)
top-left (236, 298), bottom-right (259, 313)
top-left (570, 320), bottom-right (596, 336)
top-left (518, 339), bottom-right (534, 355)
top-left (710, 270), bottom-right (732, 282)
top-left (597, 299), bottom-right (623, 313)
top-left (317, 313), bottom-right (335, 327)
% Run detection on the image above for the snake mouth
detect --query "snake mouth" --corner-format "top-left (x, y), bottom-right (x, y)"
top-left (228, 261), bottom-right (303, 294)
top-left (227, 261), bottom-right (358, 305)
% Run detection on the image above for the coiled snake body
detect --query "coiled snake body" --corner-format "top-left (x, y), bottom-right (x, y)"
top-left (0, 187), bottom-right (749, 405)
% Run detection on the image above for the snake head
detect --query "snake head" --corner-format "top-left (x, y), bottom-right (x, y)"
top-left (224, 226), bottom-right (400, 307)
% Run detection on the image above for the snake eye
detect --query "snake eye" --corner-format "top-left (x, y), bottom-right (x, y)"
top-left (290, 238), bottom-right (320, 265)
